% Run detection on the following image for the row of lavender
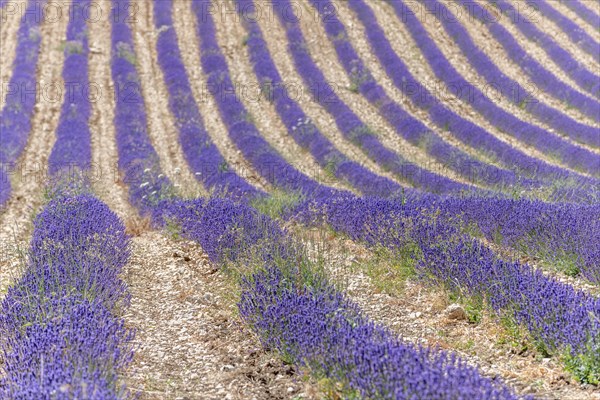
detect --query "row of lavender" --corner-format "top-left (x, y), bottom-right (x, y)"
top-left (0, 0), bottom-right (44, 207)
top-left (111, 0), bottom-right (526, 396)
top-left (0, 195), bottom-right (134, 398)
top-left (0, 1), bottom-right (134, 397)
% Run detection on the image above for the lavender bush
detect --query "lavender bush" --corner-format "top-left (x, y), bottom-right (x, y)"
top-left (48, 0), bottom-right (92, 177)
top-left (0, 195), bottom-right (134, 399)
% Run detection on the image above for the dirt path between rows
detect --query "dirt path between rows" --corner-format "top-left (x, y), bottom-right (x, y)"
top-left (88, 7), bottom-right (133, 222)
top-left (0, 0), bottom-right (26, 110)
top-left (216, 7), bottom-right (357, 193)
top-left (131, 0), bottom-right (206, 199)
top-left (0, 7), bottom-right (68, 300)
top-left (172, 0), bottom-right (270, 193)
top-left (124, 232), bottom-right (316, 400)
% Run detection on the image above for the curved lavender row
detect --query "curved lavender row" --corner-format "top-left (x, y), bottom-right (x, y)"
top-left (48, 0), bottom-right (91, 176)
top-left (152, 197), bottom-right (524, 399)
top-left (191, 1), bottom-right (364, 199)
top-left (0, 0), bottom-right (45, 207)
top-left (532, 0), bottom-right (600, 58)
top-left (457, 0), bottom-right (600, 126)
top-left (488, 0), bottom-right (600, 100)
top-left (111, 0), bottom-right (172, 212)
top-left (564, 0), bottom-right (600, 30)
top-left (278, 1), bottom-right (534, 192)
top-left (384, 0), bottom-right (600, 175)
top-left (0, 195), bottom-right (134, 398)
top-left (438, 197), bottom-right (600, 283)
top-left (153, 1), bottom-right (261, 200)
top-left (427, 0), bottom-right (600, 149)
top-left (293, 195), bottom-right (600, 383)
top-left (161, 0), bottom-right (398, 199)
top-left (237, 0), bottom-right (478, 196)
top-left (345, 0), bottom-right (598, 197)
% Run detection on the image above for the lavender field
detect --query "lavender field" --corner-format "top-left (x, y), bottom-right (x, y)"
top-left (0, 0), bottom-right (599, 398)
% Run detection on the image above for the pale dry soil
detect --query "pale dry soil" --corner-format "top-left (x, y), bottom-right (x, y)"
top-left (131, 0), bottom-right (206, 199)
top-left (122, 231), bottom-right (317, 400)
